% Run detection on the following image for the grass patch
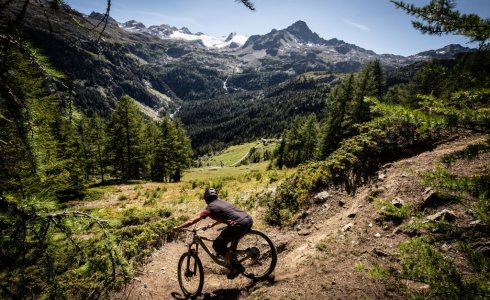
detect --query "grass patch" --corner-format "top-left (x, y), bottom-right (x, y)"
top-left (374, 197), bottom-right (411, 224)
top-left (368, 264), bottom-right (389, 279)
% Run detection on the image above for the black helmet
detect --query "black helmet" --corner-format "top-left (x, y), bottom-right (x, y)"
top-left (204, 188), bottom-right (218, 202)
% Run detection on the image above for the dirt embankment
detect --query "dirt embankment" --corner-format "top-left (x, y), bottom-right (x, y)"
top-left (111, 133), bottom-right (487, 300)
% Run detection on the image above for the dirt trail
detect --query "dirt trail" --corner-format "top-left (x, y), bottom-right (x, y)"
top-left (111, 133), bottom-right (486, 300)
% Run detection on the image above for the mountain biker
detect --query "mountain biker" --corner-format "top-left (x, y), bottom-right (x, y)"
top-left (173, 187), bottom-right (253, 279)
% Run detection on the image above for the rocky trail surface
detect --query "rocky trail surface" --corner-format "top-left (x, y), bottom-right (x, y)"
top-left (112, 133), bottom-right (486, 300)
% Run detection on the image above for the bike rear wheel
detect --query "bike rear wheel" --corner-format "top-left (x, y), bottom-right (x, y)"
top-left (234, 230), bottom-right (277, 280)
top-left (177, 252), bottom-right (204, 298)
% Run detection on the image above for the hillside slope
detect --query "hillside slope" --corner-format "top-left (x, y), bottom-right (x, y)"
top-left (111, 132), bottom-right (487, 299)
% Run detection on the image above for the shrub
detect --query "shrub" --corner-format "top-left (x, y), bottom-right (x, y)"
top-left (374, 197), bottom-right (411, 224)
top-left (266, 109), bottom-right (440, 225)
top-left (399, 238), bottom-right (470, 298)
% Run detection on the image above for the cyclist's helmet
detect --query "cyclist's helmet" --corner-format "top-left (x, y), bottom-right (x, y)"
top-left (204, 188), bottom-right (218, 202)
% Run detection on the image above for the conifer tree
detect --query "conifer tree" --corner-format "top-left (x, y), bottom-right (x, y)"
top-left (152, 116), bottom-right (177, 182)
top-left (107, 95), bottom-right (144, 180)
top-left (319, 74), bottom-right (354, 159)
top-left (391, 0), bottom-right (490, 49)
top-left (302, 114), bottom-right (319, 163)
top-left (172, 118), bottom-right (193, 182)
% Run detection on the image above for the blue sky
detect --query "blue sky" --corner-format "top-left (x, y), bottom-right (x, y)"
top-left (66, 0), bottom-right (490, 56)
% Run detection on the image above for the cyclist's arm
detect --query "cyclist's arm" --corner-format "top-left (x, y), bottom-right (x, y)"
top-left (208, 221), bottom-right (220, 228)
top-left (174, 214), bottom-right (202, 230)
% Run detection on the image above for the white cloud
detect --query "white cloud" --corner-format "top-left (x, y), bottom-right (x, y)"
top-left (343, 19), bottom-right (370, 32)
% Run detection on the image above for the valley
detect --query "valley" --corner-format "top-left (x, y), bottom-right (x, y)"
top-left (1, 0), bottom-right (489, 299)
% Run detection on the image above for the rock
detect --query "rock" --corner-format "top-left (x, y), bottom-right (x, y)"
top-left (420, 187), bottom-right (452, 209)
top-left (338, 199), bottom-right (346, 207)
top-left (369, 223), bottom-right (373, 227)
top-left (404, 280), bottom-right (430, 292)
top-left (375, 233), bottom-right (381, 238)
top-left (314, 191), bottom-right (331, 203)
top-left (469, 220), bottom-right (482, 227)
top-left (298, 229), bottom-right (312, 236)
top-left (378, 172), bottom-right (387, 180)
top-left (440, 243), bottom-right (451, 252)
top-left (392, 227), bottom-right (401, 235)
top-left (373, 248), bottom-right (389, 257)
top-left (275, 240), bottom-right (288, 254)
top-left (391, 197), bottom-right (405, 208)
top-left (348, 211), bottom-right (357, 218)
top-left (369, 187), bottom-right (386, 198)
top-left (426, 209), bottom-right (457, 222)
top-left (342, 223), bottom-right (353, 232)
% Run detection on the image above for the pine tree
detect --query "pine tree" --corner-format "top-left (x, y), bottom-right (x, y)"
top-left (319, 74), bottom-right (353, 159)
top-left (107, 96), bottom-right (144, 181)
top-left (391, 0), bottom-right (490, 49)
top-left (172, 118), bottom-right (193, 182)
top-left (302, 114), bottom-right (319, 163)
top-left (152, 116), bottom-right (177, 182)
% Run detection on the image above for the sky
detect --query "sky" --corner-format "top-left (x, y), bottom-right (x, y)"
top-left (66, 0), bottom-right (490, 56)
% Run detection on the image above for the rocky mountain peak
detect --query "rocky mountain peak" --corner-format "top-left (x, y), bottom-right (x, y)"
top-left (123, 20), bottom-right (146, 30)
top-left (286, 20), bottom-right (323, 44)
top-left (88, 11), bottom-right (118, 25)
top-left (225, 32), bottom-right (236, 42)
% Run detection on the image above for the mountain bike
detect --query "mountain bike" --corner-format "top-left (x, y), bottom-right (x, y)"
top-left (177, 225), bottom-right (277, 298)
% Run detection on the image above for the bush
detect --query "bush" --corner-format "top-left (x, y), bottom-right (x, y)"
top-left (374, 197), bottom-right (411, 224)
top-left (266, 110), bottom-right (440, 225)
top-left (398, 238), bottom-right (486, 299)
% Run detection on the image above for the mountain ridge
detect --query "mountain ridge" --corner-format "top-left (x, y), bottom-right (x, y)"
top-left (1, 1), bottom-right (475, 120)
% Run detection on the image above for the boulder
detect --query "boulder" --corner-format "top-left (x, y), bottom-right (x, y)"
top-left (391, 197), bottom-right (405, 208)
top-left (314, 191), bottom-right (331, 203)
top-left (342, 223), bottom-right (353, 232)
top-left (426, 209), bottom-right (457, 222)
top-left (348, 211), bottom-right (357, 218)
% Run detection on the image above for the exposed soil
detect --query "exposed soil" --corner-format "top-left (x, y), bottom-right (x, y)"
top-left (111, 132), bottom-right (487, 300)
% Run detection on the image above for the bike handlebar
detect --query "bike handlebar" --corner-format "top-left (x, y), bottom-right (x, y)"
top-left (181, 225), bottom-right (227, 233)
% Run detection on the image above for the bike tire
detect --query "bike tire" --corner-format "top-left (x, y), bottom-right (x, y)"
top-left (177, 252), bottom-right (204, 298)
top-left (235, 230), bottom-right (277, 280)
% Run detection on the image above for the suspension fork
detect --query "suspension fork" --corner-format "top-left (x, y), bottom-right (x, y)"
top-left (186, 242), bottom-right (200, 275)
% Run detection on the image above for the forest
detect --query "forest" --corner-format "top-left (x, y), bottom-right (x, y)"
top-left (1, 0), bottom-right (489, 299)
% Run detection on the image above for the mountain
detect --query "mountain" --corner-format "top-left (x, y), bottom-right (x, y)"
top-left (410, 43), bottom-right (475, 60)
top-left (242, 20), bottom-right (374, 56)
top-left (0, 1), bottom-right (474, 123)
top-left (120, 20), bottom-right (248, 49)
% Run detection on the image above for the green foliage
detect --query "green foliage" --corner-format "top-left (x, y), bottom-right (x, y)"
top-left (418, 90), bottom-right (490, 132)
top-left (422, 166), bottom-right (490, 199)
top-left (391, 0), bottom-right (490, 48)
top-left (367, 264), bottom-right (389, 279)
top-left (374, 197), bottom-right (411, 224)
top-left (267, 105), bottom-right (440, 224)
top-left (398, 238), bottom-right (487, 299)
top-left (441, 141), bottom-right (490, 165)
top-left (0, 199), bottom-right (133, 299)
top-left (274, 114), bottom-right (320, 168)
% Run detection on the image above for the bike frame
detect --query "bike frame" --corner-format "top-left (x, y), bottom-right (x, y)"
top-left (185, 227), bottom-right (228, 268)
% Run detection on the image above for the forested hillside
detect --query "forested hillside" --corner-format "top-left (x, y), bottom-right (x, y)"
top-left (1, 0), bottom-right (489, 299)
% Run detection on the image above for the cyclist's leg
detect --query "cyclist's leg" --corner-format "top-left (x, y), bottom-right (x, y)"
top-left (213, 227), bottom-right (236, 264)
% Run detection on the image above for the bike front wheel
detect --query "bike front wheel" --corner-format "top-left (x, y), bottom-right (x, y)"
top-left (235, 230), bottom-right (277, 280)
top-left (177, 252), bottom-right (204, 298)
